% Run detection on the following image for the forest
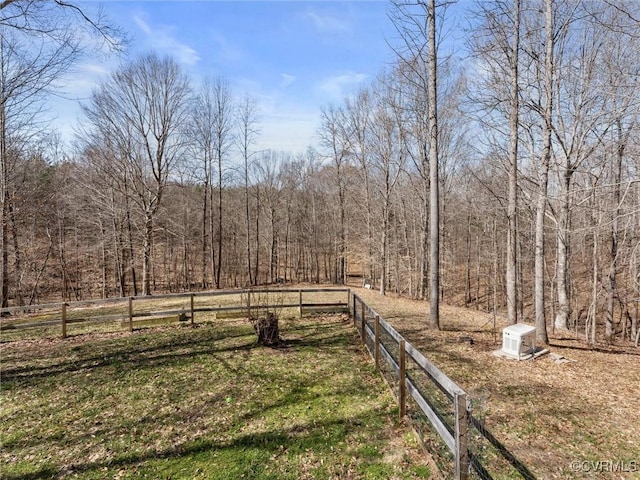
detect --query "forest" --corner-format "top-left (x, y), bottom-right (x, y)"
top-left (1, 0), bottom-right (639, 346)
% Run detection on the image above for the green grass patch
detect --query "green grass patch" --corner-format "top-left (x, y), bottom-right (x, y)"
top-left (1, 315), bottom-right (431, 479)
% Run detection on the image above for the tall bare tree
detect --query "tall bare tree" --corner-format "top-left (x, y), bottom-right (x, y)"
top-left (426, 0), bottom-right (441, 329)
top-left (318, 104), bottom-right (352, 284)
top-left (211, 77), bottom-right (234, 288)
top-left (389, 0), bottom-right (442, 328)
top-left (0, 0), bottom-right (123, 308)
top-left (82, 54), bottom-right (190, 295)
top-left (551, 9), bottom-right (610, 331)
top-left (370, 73), bottom-right (407, 296)
top-left (533, 0), bottom-right (556, 344)
top-left (237, 94), bottom-right (261, 286)
top-left (506, 0), bottom-right (521, 325)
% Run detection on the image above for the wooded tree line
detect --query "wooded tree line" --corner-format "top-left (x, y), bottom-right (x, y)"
top-left (1, 0), bottom-right (638, 345)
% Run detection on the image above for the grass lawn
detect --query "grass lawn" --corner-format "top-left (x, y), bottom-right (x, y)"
top-left (1, 314), bottom-right (433, 479)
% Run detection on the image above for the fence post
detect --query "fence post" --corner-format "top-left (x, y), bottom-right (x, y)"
top-left (374, 314), bottom-right (380, 371)
top-left (399, 339), bottom-right (406, 419)
top-left (455, 393), bottom-right (470, 480)
top-left (190, 294), bottom-right (195, 325)
top-left (360, 303), bottom-right (366, 343)
top-left (353, 295), bottom-right (358, 327)
top-left (128, 297), bottom-right (133, 332)
top-left (61, 303), bottom-right (67, 339)
top-left (347, 289), bottom-right (352, 316)
top-left (298, 289), bottom-right (303, 319)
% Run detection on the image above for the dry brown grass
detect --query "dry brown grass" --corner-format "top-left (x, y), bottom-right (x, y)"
top-left (352, 287), bottom-right (640, 479)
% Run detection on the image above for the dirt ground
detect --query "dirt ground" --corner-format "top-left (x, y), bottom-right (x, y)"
top-left (351, 286), bottom-right (640, 479)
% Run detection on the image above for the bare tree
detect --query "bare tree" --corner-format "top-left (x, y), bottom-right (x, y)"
top-left (318, 104), bottom-right (352, 285)
top-left (370, 73), bottom-right (407, 296)
top-left (505, 0), bottom-right (521, 325)
top-left (388, 0), bottom-right (443, 328)
top-left (81, 54), bottom-right (190, 295)
top-left (533, 0), bottom-right (555, 344)
top-left (598, 5), bottom-right (640, 340)
top-left (551, 9), bottom-right (610, 331)
top-left (211, 77), bottom-right (234, 289)
top-left (186, 78), bottom-right (226, 289)
top-left (426, 0), bottom-right (441, 329)
top-left (345, 88), bottom-right (375, 283)
top-left (237, 94), bottom-right (261, 286)
top-left (0, 0), bottom-right (123, 308)
top-left (0, 0), bottom-right (123, 49)
top-left (0, 31), bottom-right (76, 308)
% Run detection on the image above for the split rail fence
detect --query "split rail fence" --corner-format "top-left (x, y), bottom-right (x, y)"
top-left (348, 292), bottom-right (536, 480)
top-left (0, 288), bottom-right (350, 339)
top-left (1, 288), bottom-right (534, 478)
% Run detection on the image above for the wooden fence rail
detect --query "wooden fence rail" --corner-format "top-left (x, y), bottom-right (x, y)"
top-left (0, 288), bottom-right (351, 338)
top-left (348, 292), bottom-right (535, 480)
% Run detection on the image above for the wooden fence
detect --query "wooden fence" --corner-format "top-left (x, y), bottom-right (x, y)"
top-left (2, 287), bottom-right (535, 478)
top-left (0, 288), bottom-right (350, 339)
top-left (348, 292), bottom-right (536, 480)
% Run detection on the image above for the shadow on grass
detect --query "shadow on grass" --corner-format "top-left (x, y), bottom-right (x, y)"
top-left (1, 319), bottom-right (358, 386)
top-left (1, 329), bottom-right (256, 385)
top-left (52, 412), bottom-right (375, 480)
top-left (2, 316), bottom-right (399, 480)
top-left (3, 403), bottom-right (384, 480)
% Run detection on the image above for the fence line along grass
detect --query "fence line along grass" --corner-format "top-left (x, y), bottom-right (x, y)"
top-left (1, 314), bottom-right (433, 480)
top-left (0, 288), bottom-right (350, 342)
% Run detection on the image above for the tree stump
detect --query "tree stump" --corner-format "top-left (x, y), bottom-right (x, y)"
top-left (250, 312), bottom-right (282, 346)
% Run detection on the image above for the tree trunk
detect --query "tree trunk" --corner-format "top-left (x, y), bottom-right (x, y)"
top-left (380, 215), bottom-right (388, 296)
top-left (506, 0), bottom-right (521, 325)
top-left (606, 120), bottom-right (624, 340)
top-left (465, 211), bottom-right (472, 306)
top-left (255, 184), bottom-right (262, 285)
top-left (124, 193), bottom-right (138, 297)
top-left (245, 161), bottom-right (253, 286)
top-left (201, 177), bottom-right (209, 289)
top-left (554, 171), bottom-right (572, 330)
top-left (216, 158), bottom-right (223, 289)
top-left (0, 103), bottom-right (8, 310)
top-left (142, 212), bottom-right (153, 295)
top-left (535, 0), bottom-right (553, 345)
top-left (427, 0), bottom-right (440, 329)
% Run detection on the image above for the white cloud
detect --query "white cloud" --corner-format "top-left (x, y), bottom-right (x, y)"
top-left (133, 14), bottom-right (200, 66)
top-left (280, 73), bottom-right (296, 88)
top-left (133, 14), bottom-right (152, 35)
top-left (305, 9), bottom-right (351, 34)
top-left (51, 61), bottom-right (113, 103)
top-left (318, 71), bottom-right (369, 101)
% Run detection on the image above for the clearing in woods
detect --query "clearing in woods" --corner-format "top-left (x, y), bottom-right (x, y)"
top-left (353, 287), bottom-right (640, 479)
top-left (0, 313), bottom-right (433, 480)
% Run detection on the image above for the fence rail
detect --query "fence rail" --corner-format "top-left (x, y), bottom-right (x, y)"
top-left (0, 288), bottom-right (350, 338)
top-left (348, 292), bottom-right (535, 480)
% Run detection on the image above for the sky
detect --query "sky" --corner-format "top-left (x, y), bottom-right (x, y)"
top-left (53, 0), bottom-right (405, 155)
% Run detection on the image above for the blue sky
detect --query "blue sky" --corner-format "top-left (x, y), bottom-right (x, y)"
top-left (56, 1), bottom-right (402, 154)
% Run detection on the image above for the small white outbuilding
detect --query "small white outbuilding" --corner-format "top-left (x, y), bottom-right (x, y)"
top-left (502, 324), bottom-right (536, 360)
